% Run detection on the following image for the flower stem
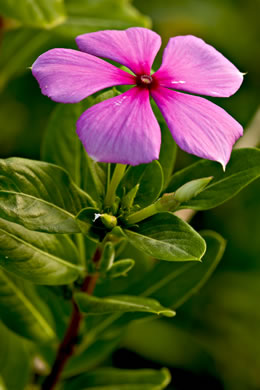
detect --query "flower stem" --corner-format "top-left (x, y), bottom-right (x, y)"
top-left (126, 203), bottom-right (158, 225)
top-left (41, 248), bottom-right (102, 390)
top-left (126, 193), bottom-right (180, 225)
top-left (104, 164), bottom-right (126, 208)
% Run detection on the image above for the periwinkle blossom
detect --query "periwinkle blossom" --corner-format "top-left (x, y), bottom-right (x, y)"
top-left (32, 28), bottom-right (243, 168)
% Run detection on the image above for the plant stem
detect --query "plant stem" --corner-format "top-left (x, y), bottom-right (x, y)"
top-left (104, 164), bottom-right (126, 208)
top-left (41, 248), bottom-right (102, 390)
top-left (126, 203), bottom-right (158, 225)
top-left (41, 301), bottom-right (81, 390)
top-left (76, 234), bottom-right (86, 267)
top-left (126, 193), bottom-right (180, 225)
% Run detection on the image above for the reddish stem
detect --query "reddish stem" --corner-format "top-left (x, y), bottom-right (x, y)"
top-left (41, 248), bottom-right (102, 390)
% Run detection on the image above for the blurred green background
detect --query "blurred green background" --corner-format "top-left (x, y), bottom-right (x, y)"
top-left (0, 0), bottom-right (259, 389)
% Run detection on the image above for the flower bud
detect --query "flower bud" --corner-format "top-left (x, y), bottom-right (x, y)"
top-left (174, 176), bottom-right (213, 202)
top-left (100, 213), bottom-right (118, 229)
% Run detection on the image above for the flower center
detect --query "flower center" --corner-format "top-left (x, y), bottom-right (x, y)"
top-left (136, 74), bottom-right (154, 88)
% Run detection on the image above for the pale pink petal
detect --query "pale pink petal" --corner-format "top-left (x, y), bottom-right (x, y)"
top-left (153, 35), bottom-right (243, 97)
top-left (32, 48), bottom-right (135, 103)
top-left (76, 87), bottom-right (161, 165)
top-left (76, 27), bottom-right (161, 76)
top-left (151, 87), bottom-right (243, 168)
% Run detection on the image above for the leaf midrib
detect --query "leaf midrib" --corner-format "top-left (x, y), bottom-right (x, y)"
top-left (0, 190), bottom-right (76, 219)
top-left (0, 228), bottom-right (83, 272)
top-left (80, 295), bottom-right (166, 313)
top-left (125, 229), bottom-right (199, 260)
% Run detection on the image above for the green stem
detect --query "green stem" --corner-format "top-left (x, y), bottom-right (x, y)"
top-left (126, 192), bottom-right (180, 225)
top-left (76, 234), bottom-right (86, 267)
top-left (126, 203), bottom-right (158, 225)
top-left (104, 164), bottom-right (126, 207)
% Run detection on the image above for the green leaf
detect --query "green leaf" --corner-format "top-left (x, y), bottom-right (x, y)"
top-left (0, 269), bottom-right (55, 342)
top-left (134, 230), bottom-right (226, 309)
top-left (0, 322), bottom-right (31, 390)
top-left (42, 92), bottom-right (116, 204)
top-left (124, 212), bottom-right (206, 262)
top-left (75, 293), bottom-right (175, 317)
top-left (158, 122), bottom-right (177, 189)
top-left (0, 157), bottom-right (91, 233)
top-left (55, 0), bottom-right (150, 39)
top-left (0, 218), bottom-right (83, 285)
top-left (118, 161), bottom-right (164, 209)
top-left (64, 367), bottom-right (171, 390)
top-left (166, 148), bottom-right (260, 210)
top-left (0, 0), bottom-right (66, 29)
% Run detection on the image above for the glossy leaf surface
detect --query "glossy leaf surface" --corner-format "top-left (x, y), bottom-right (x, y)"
top-left (0, 157), bottom-right (90, 233)
top-left (75, 293), bottom-right (175, 317)
top-left (0, 218), bottom-right (82, 285)
top-left (124, 212), bottom-right (206, 261)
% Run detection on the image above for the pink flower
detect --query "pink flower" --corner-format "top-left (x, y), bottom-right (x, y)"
top-left (32, 28), bottom-right (243, 168)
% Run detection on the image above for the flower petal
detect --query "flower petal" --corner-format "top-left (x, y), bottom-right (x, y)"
top-left (32, 48), bottom-right (135, 103)
top-left (76, 27), bottom-right (161, 76)
top-left (153, 35), bottom-right (243, 97)
top-left (76, 87), bottom-right (161, 165)
top-left (151, 87), bottom-right (243, 168)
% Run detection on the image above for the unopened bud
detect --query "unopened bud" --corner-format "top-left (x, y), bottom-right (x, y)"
top-left (174, 176), bottom-right (213, 202)
top-left (100, 214), bottom-right (117, 229)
